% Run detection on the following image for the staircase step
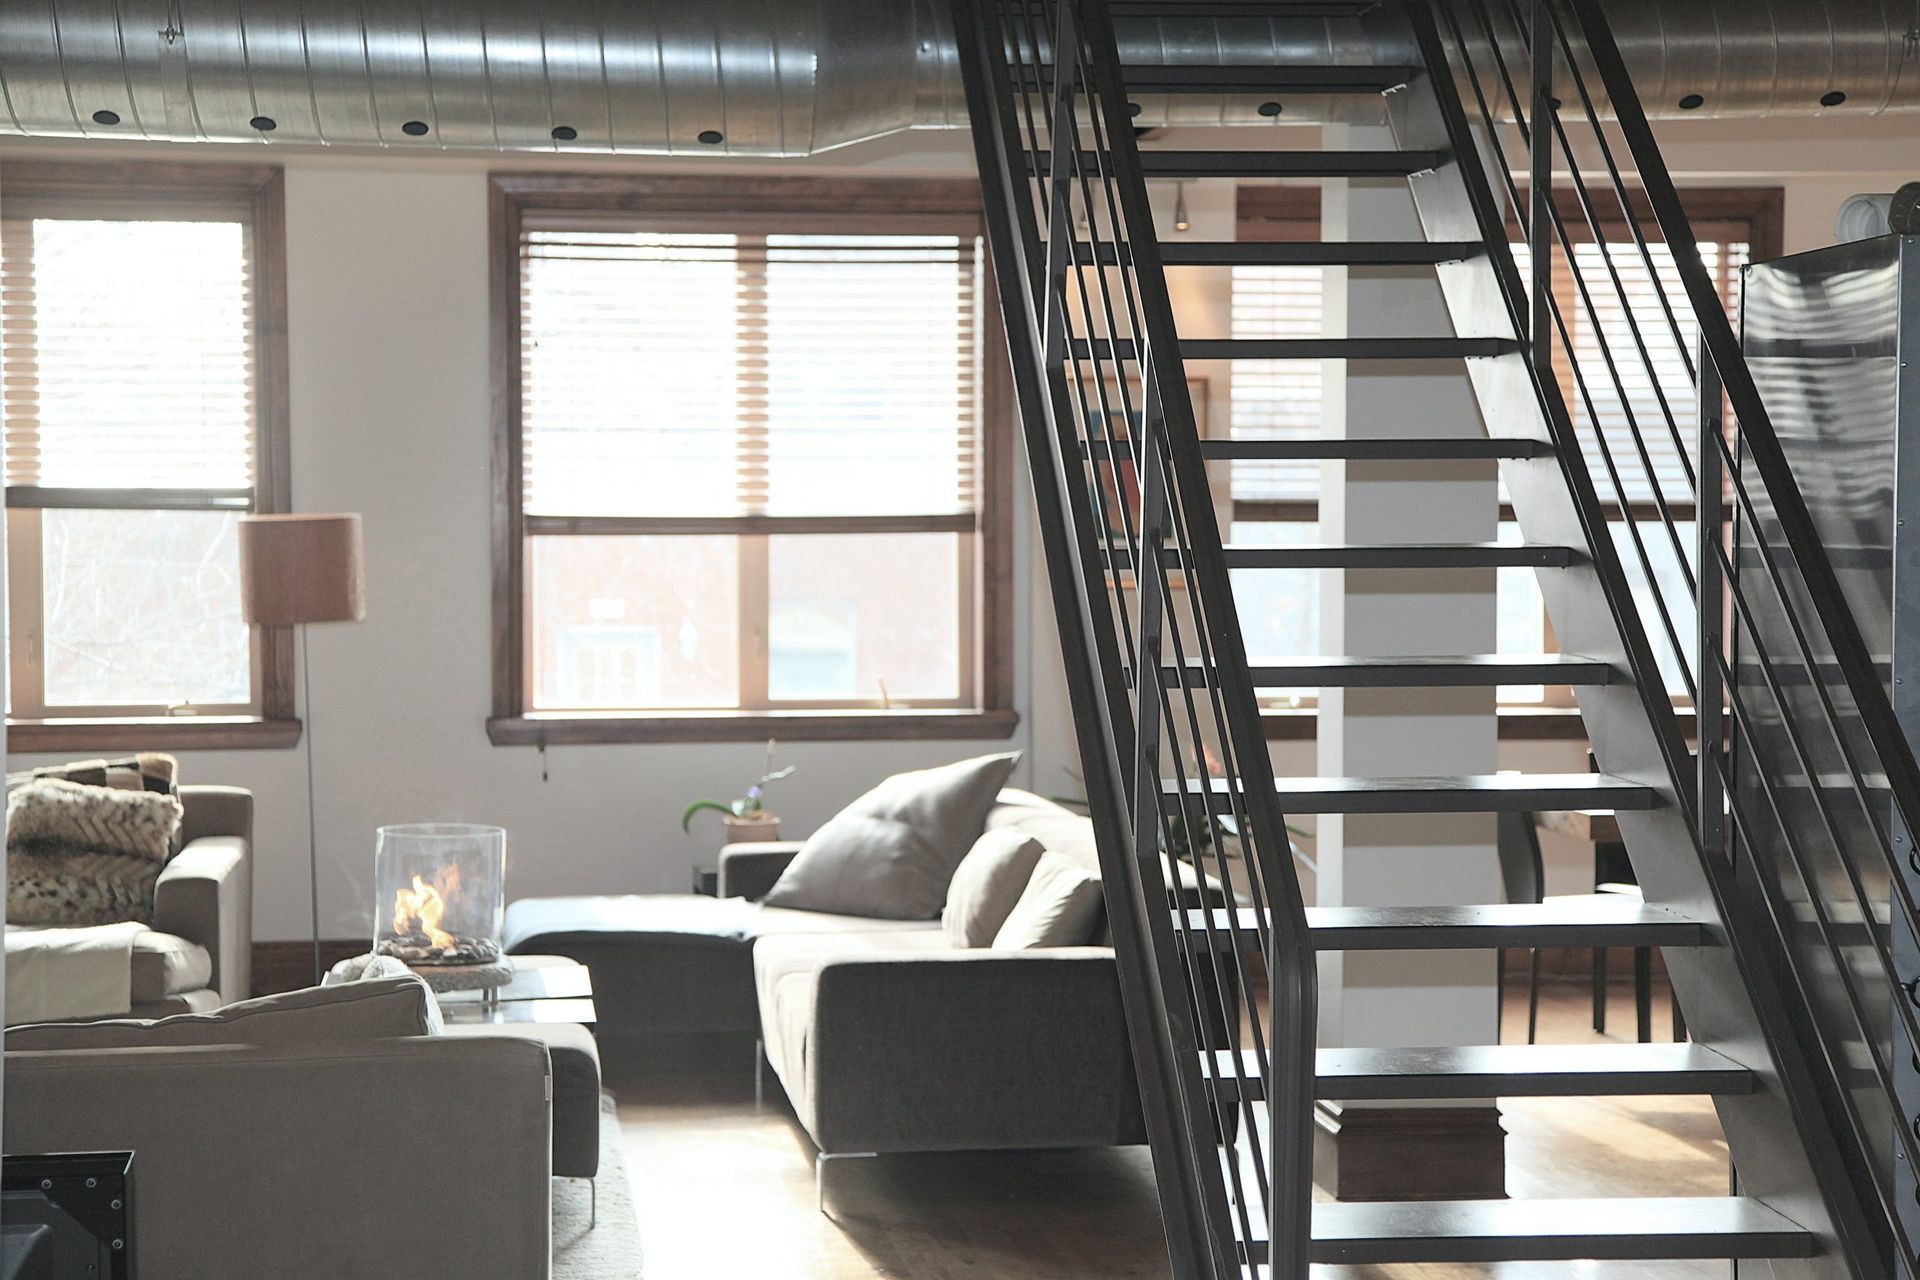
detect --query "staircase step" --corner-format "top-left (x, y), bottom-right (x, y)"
top-left (1075, 240), bottom-right (1482, 267)
top-left (1207, 435), bottom-right (1547, 460)
top-left (1200, 1043), bottom-right (1755, 1103)
top-left (1071, 336), bottom-right (1517, 360)
top-left (1163, 772), bottom-right (1655, 814)
top-left (1246, 1197), bottom-right (1818, 1265)
top-left (1185, 899), bottom-right (1708, 952)
top-left (1106, 542), bottom-right (1572, 571)
top-left (1109, 0), bottom-right (1383, 14)
top-left (1177, 654), bottom-right (1612, 688)
top-left (1030, 150), bottom-right (1449, 179)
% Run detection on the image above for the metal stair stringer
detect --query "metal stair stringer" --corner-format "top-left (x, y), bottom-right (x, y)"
top-left (951, 2), bottom-right (1315, 1277)
top-left (1371, 3), bottom-right (1888, 1275)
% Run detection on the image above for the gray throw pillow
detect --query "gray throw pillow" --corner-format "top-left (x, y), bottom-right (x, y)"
top-left (5, 975), bottom-right (441, 1051)
top-left (763, 752), bottom-right (1021, 919)
top-left (942, 830), bottom-right (1045, 948)
top-left (992, 851), bottom-right (1105, 949)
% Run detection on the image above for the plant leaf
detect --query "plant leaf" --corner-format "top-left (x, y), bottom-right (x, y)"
top-left (681, 800), bottom-right (735, 832)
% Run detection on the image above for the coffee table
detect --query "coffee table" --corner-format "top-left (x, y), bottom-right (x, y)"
top-left (435, 954), bottom-right (595, 1026)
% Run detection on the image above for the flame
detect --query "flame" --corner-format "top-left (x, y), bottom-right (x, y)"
top-left (392, 867), bottom-right (458, 950)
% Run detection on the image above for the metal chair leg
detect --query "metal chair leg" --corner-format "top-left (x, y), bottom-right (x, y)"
top-left (754, 1038), bottom-right (765, 1112)
top-left (1496, 947), bottom-right (1508, 1042)
top-left (1526, 947), bottom-right (1542, 1045)
top-left (1634, 946), bottom-right (1653, 1044)
top-left (590, 1178), bottom-right (597, 1230)
top-left (1592, 945), bottom-right (1608, 1032)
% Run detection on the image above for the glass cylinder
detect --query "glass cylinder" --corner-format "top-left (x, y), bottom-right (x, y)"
top-left (373, 824), bottom-right (507, 966)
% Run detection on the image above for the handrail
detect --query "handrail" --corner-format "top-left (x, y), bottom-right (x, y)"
top-left (1433, 0), bottom-right (1920, 1270)
top-left (951, 1), bottom-right (1318, 1275)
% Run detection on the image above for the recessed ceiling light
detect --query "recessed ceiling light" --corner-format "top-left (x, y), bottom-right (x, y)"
top-left (91, 109), bottom-right (121, 126)
top-left (697, 129), bottom-right (724, 145)
top-left (402, 120), bottom-right (430, 136)
top-left (1678, 94), bottom-right (1704, 111)
top-left (551, 125), bottom-right (578, 142)
top-left (1820, 90), bottom-right (1847, 107)
top-left (1257, 100), bottom-right (1283, 117)
top-left (250, 115), bottom-right (277, 132)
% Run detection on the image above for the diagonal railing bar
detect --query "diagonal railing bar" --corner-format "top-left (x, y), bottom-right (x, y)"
top-left (951, 4), bottom-right (1221, 1274)
top-left (1410, 0), bottom-right (1704, 819)
top-left (1436, 0), bottom-right (1920, 1269)
top-left (1562, 0), bottom-right (1920, 851)
top-left (1451, 0), bottom-right (1700, 703)
top-left (958, 0), bottom-right (1333, 1272)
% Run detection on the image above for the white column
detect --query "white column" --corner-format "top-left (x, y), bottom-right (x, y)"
top-left (1315, 124), bottom-right (1502, 1055)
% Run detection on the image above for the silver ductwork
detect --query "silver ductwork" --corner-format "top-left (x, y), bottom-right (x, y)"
top-left (0, 2), bottom-right (1914, 157)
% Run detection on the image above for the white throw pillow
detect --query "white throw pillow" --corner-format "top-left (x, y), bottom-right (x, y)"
top-left (763, 753), bottom-right (1021, 919)
top-left (992, 851), bottom-right (1105, 949)
top-left (942, 830), bottom-right (1045, 948)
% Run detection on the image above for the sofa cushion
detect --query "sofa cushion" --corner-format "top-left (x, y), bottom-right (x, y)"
top-left (5, 974), bottom-right (438, 1051)
top-left (993, 852), bottom-right (1106, 949)
top-left (753, 930), bottom-right (957, 1111)
top-left (763, 752), bottom-right (1021, 920)
top-left (129, 929), bottom-right (213, 1002)
top-left (504, 894), bottom-right (937, 953)
top-left (942, 830), bottom-right (1044, 948)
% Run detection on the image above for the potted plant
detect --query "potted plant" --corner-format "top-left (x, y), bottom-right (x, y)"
top-left (681, 740), bottom-right (796, 844)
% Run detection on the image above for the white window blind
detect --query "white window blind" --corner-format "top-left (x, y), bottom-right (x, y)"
top-left (2, 217), bottom-right (256, 492)
top-left (1229, 264), bottom-right (1323, 503)
top-left (519, 228), bottom-right (980, 520)
top-left (1512, 237), bottom-right (1748, 506)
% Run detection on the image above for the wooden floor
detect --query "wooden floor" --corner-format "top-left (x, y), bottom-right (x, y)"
top-left (612, 977), bottom-right (1731, 1279)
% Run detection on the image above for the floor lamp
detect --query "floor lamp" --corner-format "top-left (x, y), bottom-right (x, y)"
top-left (238, 514), bottom-right (366, 986)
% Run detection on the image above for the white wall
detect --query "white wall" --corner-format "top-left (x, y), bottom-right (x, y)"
top-left (4, 111), bottom-right (1914, 940)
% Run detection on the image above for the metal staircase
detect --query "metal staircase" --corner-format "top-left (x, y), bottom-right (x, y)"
top-left (954, 0), bottom-right (1920, 1276)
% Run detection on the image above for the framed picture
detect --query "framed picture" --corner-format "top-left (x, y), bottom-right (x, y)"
top-left (1083, 377), bottom-right (1211, 537)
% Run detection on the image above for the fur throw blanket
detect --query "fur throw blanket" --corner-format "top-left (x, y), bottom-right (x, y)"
top-left (7, 778), bottom-right (185, 927)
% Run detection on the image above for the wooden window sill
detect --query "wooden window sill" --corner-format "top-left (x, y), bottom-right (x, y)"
top-left (7, 716), bottom-right (304, 754)
top-left (488, 708), bottom-right (1021, 746)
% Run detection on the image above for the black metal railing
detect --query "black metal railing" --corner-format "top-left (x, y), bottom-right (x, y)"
top-left (953, 1), bottom-right (1316, 1275)
top-left (1430, 0), bottom-right (1920, 1270)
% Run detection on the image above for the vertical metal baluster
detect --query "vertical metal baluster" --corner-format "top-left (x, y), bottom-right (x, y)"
top-left (1697, 336), bottom-right (1725, 863)
top-left (1527, 0), bottom-right (1552, 376)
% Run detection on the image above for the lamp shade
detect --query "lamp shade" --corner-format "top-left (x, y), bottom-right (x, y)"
top-left (238, 514), bottom-right (366, 626)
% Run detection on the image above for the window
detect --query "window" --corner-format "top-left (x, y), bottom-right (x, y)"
top-left (1, 162), bottom-right (293, 750)
top-left (490, 176), bottom-right (1014, 744)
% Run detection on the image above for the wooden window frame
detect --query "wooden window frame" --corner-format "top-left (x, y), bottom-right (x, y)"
top-left (2, 160), bottom-right (297, 754)
top-left (486, 174), bottom-right (1017, 745)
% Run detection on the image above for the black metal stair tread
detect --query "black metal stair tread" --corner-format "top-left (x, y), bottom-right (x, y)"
top-left (1202, 436), bottom-right (1548, 460)
top-left (1184, 900), bottom-right (1708, 951)
top-left (1104, 542), bottom-right (1573, 570)
top-left (1075, 240), bottom-right (1482, 266)
top-left (1110, 1), bottom-right (1381, 14)
top-left (1087, 436), bottom-right (1548, 461)
top-left (1162, 772), bottom-right (1655, 814)
top-left (1200, 1043), bottom-right (1755, 1102)
top-left (1269, 1197), bottom-right (1815, 1265)
top-left (1109, 64), bottom-right (1420, 94)
top-left (1029, 149), bottom-right (1450, 178)
top-left (1071, 336), bottom-right (1517, 360)
top-left (1226, 653), bottom-right (1611, 687)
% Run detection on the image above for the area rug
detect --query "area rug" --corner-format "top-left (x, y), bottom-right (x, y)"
top-left (553, 1094), bottom-right (644, 1278)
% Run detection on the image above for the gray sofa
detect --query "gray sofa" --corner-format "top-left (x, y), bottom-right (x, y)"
top-left (504, 789), bottom-right (1149, 1158)
top-left (7, 784), bottom-right (253, 1019)
top-left (5, 979), bottom-right (552, 1277)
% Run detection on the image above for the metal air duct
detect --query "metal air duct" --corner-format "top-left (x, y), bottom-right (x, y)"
top-left (0, 1), bottom-right (1913, 157)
